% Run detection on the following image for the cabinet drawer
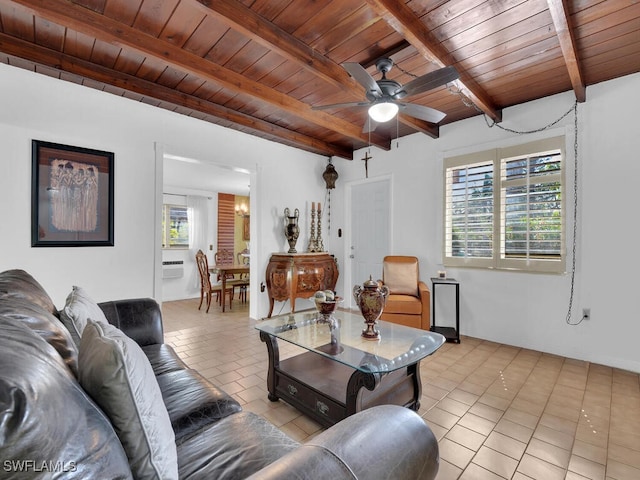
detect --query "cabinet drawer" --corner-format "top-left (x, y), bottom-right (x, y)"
top-left (275, 374), bottom-right (314, 406)
top-left (274, 373), bottom-right (346, 426)
top-left (311, 393), bottom-right (344, 424)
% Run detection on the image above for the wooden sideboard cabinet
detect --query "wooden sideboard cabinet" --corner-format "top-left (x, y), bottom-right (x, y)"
top-left (265, 253), bottom-right (339, 317)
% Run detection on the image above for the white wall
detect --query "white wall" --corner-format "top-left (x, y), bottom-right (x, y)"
top-left (332, 72), bottom-right (640, 372)
top-left (2, 61), bottom-right (638, 372)
top-left (0, 63), bottom-right (328, 319)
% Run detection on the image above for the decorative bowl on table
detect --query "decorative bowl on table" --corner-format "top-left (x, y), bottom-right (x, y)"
top-left (314, 290), bottom-right (342, 322)
top-left (315, 296), bottom-right (342, 316)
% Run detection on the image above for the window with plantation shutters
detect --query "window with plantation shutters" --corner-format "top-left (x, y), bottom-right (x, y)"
top-left (501, 147), bottom-right (562, 266)
top-left (444, 136), bottom-right (565, 273)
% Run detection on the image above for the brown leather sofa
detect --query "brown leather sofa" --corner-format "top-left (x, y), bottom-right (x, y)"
top-left (379, 255), bottom-right (431, 330)
top-left (0, 269), bottom-right (440, 479)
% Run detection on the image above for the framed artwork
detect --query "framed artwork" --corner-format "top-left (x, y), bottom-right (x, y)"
top-left (31, 140), bottom-right (114, 247)
top-left (243, 216), bottom-right (250, 241)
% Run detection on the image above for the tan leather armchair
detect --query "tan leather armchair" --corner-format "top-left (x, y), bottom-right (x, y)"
top-left (379, 255), bottom-right (430, 330)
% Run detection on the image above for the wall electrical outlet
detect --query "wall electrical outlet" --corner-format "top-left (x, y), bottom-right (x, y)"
top-left (582, 308), bottom-right (591, 320)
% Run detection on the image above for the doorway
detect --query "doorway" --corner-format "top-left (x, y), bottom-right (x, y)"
top-left (155, 146), bottom-right (252, 304)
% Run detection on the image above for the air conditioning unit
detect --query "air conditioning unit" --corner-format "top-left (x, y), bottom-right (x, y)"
top-left (162, 260), bottom-right (184, 279)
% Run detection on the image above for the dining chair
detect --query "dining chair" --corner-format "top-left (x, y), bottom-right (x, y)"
top-left (195, 249), bottom-right (233, 312)
top-left (214, 250), bottom-right (234, 265)
top-left (214, 250), bottom-right (236, 302)
top-left (235, 250), bottom-right (250, 303)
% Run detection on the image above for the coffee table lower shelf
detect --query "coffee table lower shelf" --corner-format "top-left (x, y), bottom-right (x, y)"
top-left (259, 332), bottom-right (422, 428)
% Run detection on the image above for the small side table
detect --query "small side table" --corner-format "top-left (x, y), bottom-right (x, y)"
top-left (430, 277), bottom-right (460, 343)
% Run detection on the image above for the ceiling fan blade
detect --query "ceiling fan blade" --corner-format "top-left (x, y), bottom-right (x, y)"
top-left (342, 62), bottom-right (383, 98)
top-left (312, 101), bottom-right (369, 110)
top-left (399, 103), bottom-right (447, 124)
top-left (395, 66), bottom-right (459, 98)
top-left (362, 117), bottom-right (378, 133)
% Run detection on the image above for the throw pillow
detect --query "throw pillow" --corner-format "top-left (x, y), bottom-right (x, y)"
top-left (78, 320), bottom-right (178, 480)
top-left (59, 285), bottom-right (109, 347)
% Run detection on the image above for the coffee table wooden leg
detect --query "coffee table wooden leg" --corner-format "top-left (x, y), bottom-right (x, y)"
top-left (409, 361), bottom-right (422, 411)
top-left (260, 331), bottom-right (280, 402)
top-left (345, 370), bottom-right (380, 417)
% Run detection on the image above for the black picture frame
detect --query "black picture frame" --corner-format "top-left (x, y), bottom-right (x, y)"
top-left (31, 140), bottom-right (114, 247)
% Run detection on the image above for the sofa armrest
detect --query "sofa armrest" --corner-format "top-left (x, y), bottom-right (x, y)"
top-left (418, 280), bottom-right (431, 330)
top-left (98, 298), bottom-right (163, 346)
top-left (248, 405), bottom-right (439, 480)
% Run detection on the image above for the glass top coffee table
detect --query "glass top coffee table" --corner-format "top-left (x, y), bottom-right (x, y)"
top-left (256, 309), bottom-right (445, 427)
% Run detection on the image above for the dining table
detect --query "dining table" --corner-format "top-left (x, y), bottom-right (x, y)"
top-left (209, 263), bottom-right (250, 312)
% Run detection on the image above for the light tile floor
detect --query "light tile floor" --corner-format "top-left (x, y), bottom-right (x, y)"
top-left (162, 298), bottom-right (640, 480)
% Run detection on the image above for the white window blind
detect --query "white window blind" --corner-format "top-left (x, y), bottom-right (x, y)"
top-left (501, 151), bottom-right (562, 261)
top-left (445, 161), bottom-right (494, 261)
top-left (444, 136), bottom-right (565, 273)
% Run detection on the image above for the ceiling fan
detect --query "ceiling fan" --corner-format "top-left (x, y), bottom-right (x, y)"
top-left (313, 58), bottom-right (459, 132)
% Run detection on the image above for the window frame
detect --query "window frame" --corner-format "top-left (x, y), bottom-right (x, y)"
top-left (443, 136), bottom-right (566, 274)
top-left (162, 203), bottom-right (190, 250)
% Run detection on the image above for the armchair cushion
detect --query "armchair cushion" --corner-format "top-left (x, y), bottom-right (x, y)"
top-left (382, 256), bottom-right (419, 297)
top-left (384, 294), bottom-right (422, 315)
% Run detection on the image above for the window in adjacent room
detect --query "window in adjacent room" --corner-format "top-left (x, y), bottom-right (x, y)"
top-left (162, 204), bottom-right (189, 249)
top-left (444, 136), bottom-right (565, 273)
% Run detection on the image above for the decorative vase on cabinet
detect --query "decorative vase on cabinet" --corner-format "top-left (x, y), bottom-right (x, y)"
top-left (283, 208), bottom-right (300, 253)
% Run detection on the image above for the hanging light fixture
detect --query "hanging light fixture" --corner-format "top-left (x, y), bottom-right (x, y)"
top-left (368, 101), bottom-right (399, 123)
top-left (321, 159), bottom-right (338, 252)
top-left (235, 186), bottom-right (250, 217)
top-left (322, 161), bottom-right (339, 189)
top-left (235, 202), bottom-right (249, 217)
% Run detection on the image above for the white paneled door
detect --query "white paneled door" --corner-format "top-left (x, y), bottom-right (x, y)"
top-left (349, 177), bottom-right (391, 304)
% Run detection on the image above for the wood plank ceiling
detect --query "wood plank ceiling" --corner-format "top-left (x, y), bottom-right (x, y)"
top-left (0, 0), bottom-right (638, 160)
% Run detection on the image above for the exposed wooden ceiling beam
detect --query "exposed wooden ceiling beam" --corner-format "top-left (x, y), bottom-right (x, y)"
top-left (365, 0), bottom-right (502, 123)
top-left (192, 0), bottom-right (439, 137)
top-left (398, 114), bottom-right (439, 138)
top-left (10, 0), bottom-right (389, 152)
top-left (547, 0), bottom-right (586, 102)
top-left (0, 32), bottom-right (354, 159)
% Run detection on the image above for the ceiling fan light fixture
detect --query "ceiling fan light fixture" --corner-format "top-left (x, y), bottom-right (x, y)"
top-left (368, 102), bottom-right (398, 123)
